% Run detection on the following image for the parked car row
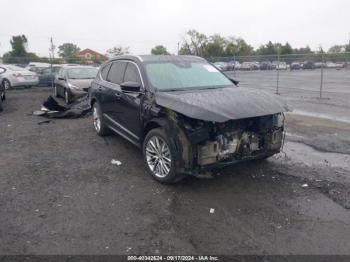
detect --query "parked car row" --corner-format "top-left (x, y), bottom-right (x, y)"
top-left (213, 60), bottom-right (348, 71)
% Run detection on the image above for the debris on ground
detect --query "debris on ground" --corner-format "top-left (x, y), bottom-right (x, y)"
top-left (301, 183), bottom-right (309, 188)
top-left (210, 208), bottom-right (215, 214)
top-left (111, 159), bottom-right (122, 166)
top-left (33, 95), bottom-right (91, 119)
top-left (37, 120), bottom-right (53, 125)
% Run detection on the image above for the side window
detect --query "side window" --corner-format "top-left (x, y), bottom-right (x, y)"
top-left (123, 63), bottom-right (141, 85)
top-left (58, 69), bottom-right (65, 78)
top-left (100, 63), bottom-right (111, 80)
top-left (41, 68), bottom-right (51, 74)
top-left (107, 61), bottom-right (126, 84)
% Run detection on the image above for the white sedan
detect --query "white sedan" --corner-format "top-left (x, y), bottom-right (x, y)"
top-left (0, 64), bottom-right (39, 90)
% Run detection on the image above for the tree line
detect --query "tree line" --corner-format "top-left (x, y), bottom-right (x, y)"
top-left (2, 31), bottom-right (350, 64)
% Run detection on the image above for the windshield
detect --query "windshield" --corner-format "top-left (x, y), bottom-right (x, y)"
top-left (145, 62), bottom-right (233, 91)
top-left (67, 67), bottom-right (98, 79)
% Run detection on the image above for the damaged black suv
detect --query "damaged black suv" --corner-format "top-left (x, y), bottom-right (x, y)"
top-left (89, 55), bottom-right (290, 183)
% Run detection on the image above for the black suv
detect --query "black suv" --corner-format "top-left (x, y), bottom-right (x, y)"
top-left (0, 67), bottom-right (6, 112)
top-left (89, 55), bottom-right (290, 183)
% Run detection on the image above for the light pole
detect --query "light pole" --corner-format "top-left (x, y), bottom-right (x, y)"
top-left (319, 46), bottom-right (324, 99)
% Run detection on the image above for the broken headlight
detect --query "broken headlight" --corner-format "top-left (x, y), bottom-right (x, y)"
top-left (273, 113), bottom-right (284, 127)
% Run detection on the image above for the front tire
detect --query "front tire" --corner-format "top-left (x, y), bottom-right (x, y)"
top-left (54, 85), bottom-right (59, 97)
top-left (92, 102), bottom-right (109, 136)
top-left (64, 89), bottom-right (71, 104)
top-left (143, 128), bottom-right (181, 184)
top-left (3, 79), bottom-right (11, 90)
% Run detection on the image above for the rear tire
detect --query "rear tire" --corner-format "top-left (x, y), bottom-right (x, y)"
top-left (92, 102), bottom-right (110, 136)
top-left (143, 128), bottom-right (182, 184)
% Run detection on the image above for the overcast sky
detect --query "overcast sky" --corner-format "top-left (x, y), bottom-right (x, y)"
top-left (1, 0), bottom-right (349, 56)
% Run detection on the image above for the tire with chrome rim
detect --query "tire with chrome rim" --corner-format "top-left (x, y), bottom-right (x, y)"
top-left (92, 102), bottom-right (109, 136)
top-left (143, 128), bottom-right (180, 183)
top-left (3, 79), bottom-right (11, 90)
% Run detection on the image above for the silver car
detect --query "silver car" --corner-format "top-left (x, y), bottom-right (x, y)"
top-left (0, 64), bottom-right (39, 90)
top-left (54, 66), bottom-right (98, 104)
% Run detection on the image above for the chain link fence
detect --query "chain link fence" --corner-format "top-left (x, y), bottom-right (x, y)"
top-left (208, 52), bottom-right (350, 99)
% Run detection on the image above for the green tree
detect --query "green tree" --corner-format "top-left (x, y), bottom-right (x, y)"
top-left (106, 46), bottom-right (130, 57)
top-left (204, 34), bottom-right (226, 57)
top-left (10, 35), bottom-right (28, 57)
top-left (179, 30), bottom-right (208, 56)
top-left (151, 45), bottom-right (169, 55)
top-left (328, 45), bottom-right (346, 53)
top-left (58, 43), bottom-right (81, 62)
top-left (235, 38), bottom-right (254, 56)
top-left (293, 46), bottom-right (313, 54)
top-left (280, 42), bottom-right (293, 55)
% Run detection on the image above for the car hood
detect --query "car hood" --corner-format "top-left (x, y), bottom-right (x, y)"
top-left (68, 79), bottom-right (93, 90)
top-left (155, 87), bottom-right (291, 122)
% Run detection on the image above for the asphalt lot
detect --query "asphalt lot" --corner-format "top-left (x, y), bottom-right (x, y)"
top-left (0, 87), bottom-right (350, 255)
top-left (226, 68), bottom-right (350, 122)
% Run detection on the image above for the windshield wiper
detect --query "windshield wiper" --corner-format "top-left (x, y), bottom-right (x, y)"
top-left (159, 88), bottom-right (187, 92)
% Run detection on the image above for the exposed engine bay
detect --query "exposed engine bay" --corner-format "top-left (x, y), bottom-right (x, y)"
top-left (180, 113), bottom-right (285, 167)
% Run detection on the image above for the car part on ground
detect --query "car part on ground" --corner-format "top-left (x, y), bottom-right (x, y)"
top-left (34, 95), bottom-right (91, 118)
top-left (89, 55), bottom-right (290, 183)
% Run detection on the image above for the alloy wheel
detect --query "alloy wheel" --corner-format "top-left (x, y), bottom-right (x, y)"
top-left (3, 80), bottom-right (10, 90)
top-left (93, 106), bottom-right (101, 132)
top-left (145, 136), bottom-right (172, 178)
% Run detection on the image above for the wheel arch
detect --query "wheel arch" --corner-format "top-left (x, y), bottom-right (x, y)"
top-left (143, 116), bottom-right (193, 170)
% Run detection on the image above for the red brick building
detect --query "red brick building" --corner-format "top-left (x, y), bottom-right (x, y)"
top-left (77, 49), bottom-right (107, 63)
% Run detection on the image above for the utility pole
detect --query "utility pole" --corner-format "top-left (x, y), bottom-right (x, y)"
top-left (319, 45), bottom-right (324, 99)
top-left (49, 37), bottom-right (56, 88)
top-left (276, 47), bottom-right (280, 95)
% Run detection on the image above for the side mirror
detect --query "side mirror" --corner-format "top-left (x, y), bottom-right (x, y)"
top-left (120, 81), bottom-right (141, 92)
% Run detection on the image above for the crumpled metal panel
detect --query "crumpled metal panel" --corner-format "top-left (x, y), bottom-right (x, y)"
top-left (155, 87), bottom-right (291, 122)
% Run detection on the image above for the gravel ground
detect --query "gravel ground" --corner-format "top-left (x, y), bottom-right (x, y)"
top-left (0, 87), bottom-right (349, 255)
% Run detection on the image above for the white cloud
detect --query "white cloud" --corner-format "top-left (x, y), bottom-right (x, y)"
top-left (0, 0), bottom-right (349, 56)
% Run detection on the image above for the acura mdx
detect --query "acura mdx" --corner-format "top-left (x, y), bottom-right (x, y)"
top-left (89, 55), bottom-right (290, 183)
